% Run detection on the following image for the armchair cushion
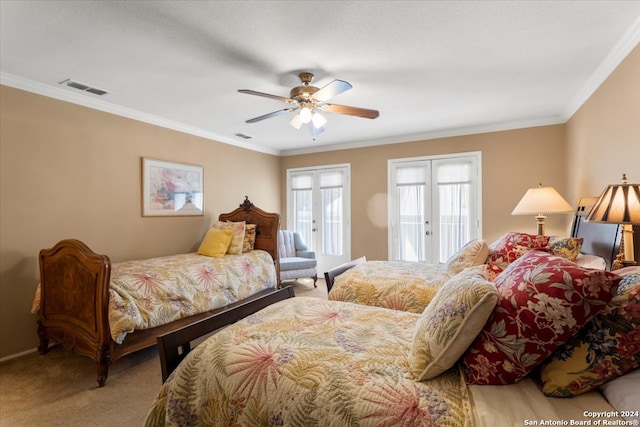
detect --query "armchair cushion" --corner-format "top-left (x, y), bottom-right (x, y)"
top-left (296, 250), bottom-right (316, 260)
top-left (280, 257), bottom-right (317, 271)
top-left (278, 230), bottom-right (318, 284)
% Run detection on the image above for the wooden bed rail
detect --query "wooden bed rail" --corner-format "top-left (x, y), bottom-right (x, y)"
top-left (157, 285), bottom-right (295, 382)
top-left (324, 256), bottom-right (366, 292)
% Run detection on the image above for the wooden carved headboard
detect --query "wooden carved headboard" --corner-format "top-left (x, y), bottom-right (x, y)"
top-left (218, 197), bottom-right (281, 281)
top-left (571, 198), bottom-right (621, 271)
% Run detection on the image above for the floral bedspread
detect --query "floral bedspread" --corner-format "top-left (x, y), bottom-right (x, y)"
top-left (107, 250), bottom-right (276, 343)
top-left (144, 297), bottom-right (471, 427)
top-left (328, 261), bottom-right (451, 313)
top-left (32, 250), bottom-right (277, 343)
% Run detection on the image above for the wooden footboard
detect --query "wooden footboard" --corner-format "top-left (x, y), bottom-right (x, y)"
top-left (37, 238), bottom-right (112, 385)
top-left (324, 256), bottom-right (366, 292)
top-left (37, 197), bottom-right (281, 387)
top-left (157, 285), bottom-right (295, 382)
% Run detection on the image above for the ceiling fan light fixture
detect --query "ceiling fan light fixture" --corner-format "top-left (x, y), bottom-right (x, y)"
top-left (311, 111), bottom-right (326, 129)
top-left (290, 113), bottom-right (302, 130)
top-left (299, 106), bottom-right (312, 124)
top-left (239, 72), bottom-right (379, 137)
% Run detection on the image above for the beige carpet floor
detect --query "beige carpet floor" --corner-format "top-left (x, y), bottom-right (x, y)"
top-left (0, 279), bottom-right (326, 426)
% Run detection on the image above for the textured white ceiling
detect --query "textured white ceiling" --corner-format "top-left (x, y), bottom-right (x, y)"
top-left (1, 1), bottom-right (639, 155)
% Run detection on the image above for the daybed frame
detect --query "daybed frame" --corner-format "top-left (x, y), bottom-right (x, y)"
top-left (37, 197), bottom-right (281, 387)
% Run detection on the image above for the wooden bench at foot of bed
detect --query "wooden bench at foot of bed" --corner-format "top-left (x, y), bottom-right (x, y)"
top-left (36, 198), bottom-right (281, 387)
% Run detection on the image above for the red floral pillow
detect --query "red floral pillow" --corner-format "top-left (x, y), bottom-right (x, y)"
top-left (461, 250), bottom-right (620, 385)
top-left (486, 232), bottom-right (550, 279)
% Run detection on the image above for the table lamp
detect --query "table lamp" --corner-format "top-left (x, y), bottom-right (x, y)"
top-left (512, 183), bottom-right (573, 235)
top-left (586, 173), bottom-right (640, 269)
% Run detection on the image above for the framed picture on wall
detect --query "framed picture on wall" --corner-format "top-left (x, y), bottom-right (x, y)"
top-left (142, 158), bottom-right (204, 216)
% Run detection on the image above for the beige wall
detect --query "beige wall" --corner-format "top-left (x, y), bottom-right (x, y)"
top-left (282, 125), bottom-right (569, 261)
top-left (566, 43), bottom-right (640, 202)
top-left (0, 86), bottom-right (281, 358)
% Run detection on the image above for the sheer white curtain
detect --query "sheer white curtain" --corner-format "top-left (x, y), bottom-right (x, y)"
top-left (321, 172), bottom-right (343, 256)
top-left (436, 162), bottom-right (471, 262)
top-left (396, 166), bottom-right (426, 262)
top-left (389, 153), bottom-right (481, 263)
top-left (292, 174), bottom-right (313, 246)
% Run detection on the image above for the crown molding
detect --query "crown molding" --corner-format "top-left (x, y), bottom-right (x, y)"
top-left (0, 72), bottom-right (280, 156)
top-left (563, 16), bottom-right (640, 121)
top-left (281, 115), bottom-right (566, 156)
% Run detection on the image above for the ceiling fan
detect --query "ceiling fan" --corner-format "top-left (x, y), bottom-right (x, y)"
top-left (238, 72), bottom-right (379, 136)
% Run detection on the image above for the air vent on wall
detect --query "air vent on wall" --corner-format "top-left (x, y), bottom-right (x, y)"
top-left (58, 79), bottom-right (109, 96)
top-left (234, 133), bottom-right (253, 139)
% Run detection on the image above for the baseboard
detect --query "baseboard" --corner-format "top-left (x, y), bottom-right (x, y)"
top-left (0, 346), bottom-right (41, 364)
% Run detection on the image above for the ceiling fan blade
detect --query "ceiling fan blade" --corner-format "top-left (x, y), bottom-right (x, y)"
top-left (245, 107), bottom-right (297, 123)
top-left (238, 89), bottom-right (294, 104)
top-left (312, 79), bottom-right (352, 102)
top-left (320, 103), bottom-right (379, 119)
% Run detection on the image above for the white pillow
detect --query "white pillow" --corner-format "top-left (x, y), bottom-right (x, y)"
top-left (599, 368), bottom-right (640, 421)
top-left (574, 253), bottom-right (607, 270)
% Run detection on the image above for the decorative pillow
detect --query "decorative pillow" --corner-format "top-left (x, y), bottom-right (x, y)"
top-left (197, 228), bottom-right (233, 258)
top-left (242, 224), bottom-right (257, 253)
top-left (212, 221), bottom-right (245, 255)
top-left (539, 266), bottom-right (640, 397)
top-left (547, 236), bottom-right (583, 262)
top-left (445, 240), bottom-right (489, 275)
top-left (461, 250), bottom-right (620, 385)
top-left (410, 265), bottom-right (499, 380)
top-left (485, 232), bottom-right (550, 279)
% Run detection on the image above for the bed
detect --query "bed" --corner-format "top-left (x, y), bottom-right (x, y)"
top-left (34, 197), bottom-right (282, 387)
top-left (146, 296), bottom-right (473, 426)
top-left (145, 260), bottom-right (639, 426)
top-left (327, 259), bottom-right (455, 313)
top-left (327, 200), bottom-right (631, 313)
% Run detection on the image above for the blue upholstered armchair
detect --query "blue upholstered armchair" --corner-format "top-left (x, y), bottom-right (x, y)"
top-left (278, 230), bottom-right (318, 287)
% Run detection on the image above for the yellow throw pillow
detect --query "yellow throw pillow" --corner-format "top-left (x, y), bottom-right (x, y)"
top-left (198, 228), bottom-right (233, 258)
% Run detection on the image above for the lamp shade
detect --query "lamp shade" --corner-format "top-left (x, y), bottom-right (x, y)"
top-left (511, 185), bottom-right (573, 215)
top-left (586, 175), bottom-right (640, 224)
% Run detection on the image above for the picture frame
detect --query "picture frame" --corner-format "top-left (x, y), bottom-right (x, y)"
top-left (142, 158), bottom-right (204, 216)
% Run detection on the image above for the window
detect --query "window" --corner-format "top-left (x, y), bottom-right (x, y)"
top-left (388, 152), bottom-right (482, 263)
top-left (287, 165), bottom-right (351, 272)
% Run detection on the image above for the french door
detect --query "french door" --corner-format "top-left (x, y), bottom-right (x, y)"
top-left (388, 152), bottom-right (482, 263)
top-left (286, 164), bottom-right (351, 273)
